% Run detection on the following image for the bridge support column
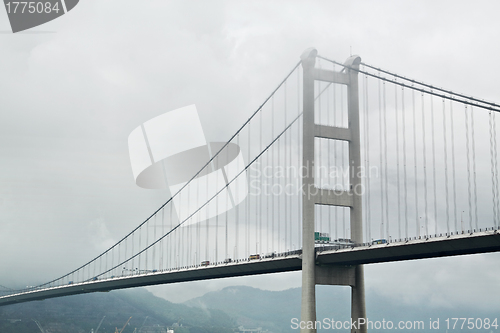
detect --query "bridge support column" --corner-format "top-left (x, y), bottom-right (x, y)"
top-left (346, 53), bottom-right (367, 333)
top-left (300, 48), bottom-right (366, 333)
top-left (300, 47), bottom-right (318, 333)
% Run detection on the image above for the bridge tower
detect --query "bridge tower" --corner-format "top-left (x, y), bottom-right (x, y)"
top-left (300, 48), bottom-right (366, 333)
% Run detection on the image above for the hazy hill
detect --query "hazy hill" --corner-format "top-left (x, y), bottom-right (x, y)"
top-left (185, 285), bottom-right (499, 333)
top-left (0, 288), bottom-right (234, 333)
top-left (1, 285), bottom-right (498, 333)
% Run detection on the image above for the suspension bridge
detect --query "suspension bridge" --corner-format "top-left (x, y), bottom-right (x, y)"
top-left (1, 48), bottom-right (500, 333)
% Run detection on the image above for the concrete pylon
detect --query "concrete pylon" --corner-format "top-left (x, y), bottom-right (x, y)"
top-left (300, 48), bottom-right (367, 333)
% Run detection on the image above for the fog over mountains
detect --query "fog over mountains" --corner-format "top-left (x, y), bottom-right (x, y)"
top-left (1, 285), bottom-right (496, 332)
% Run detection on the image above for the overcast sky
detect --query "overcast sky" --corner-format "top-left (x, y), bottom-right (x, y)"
top-left (1, 0), bottom-right (500, 313)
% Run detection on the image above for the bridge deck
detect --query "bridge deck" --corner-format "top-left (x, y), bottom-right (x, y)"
top-left (1, 229), bottom-right (499, 306)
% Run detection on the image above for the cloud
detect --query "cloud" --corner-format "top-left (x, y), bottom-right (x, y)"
top-left (1, 0), bottom-right (500, 313)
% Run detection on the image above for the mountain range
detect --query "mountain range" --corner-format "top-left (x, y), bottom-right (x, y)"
top-left (0, 285), bottom-right (497, 332)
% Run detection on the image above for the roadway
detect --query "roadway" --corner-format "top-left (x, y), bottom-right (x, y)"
top-left (1, 228), bottom-right (499, 306)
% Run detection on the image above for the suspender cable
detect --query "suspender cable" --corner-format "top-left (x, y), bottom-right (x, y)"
top-left (327, 76), bottom-right (332, 242)
top-left (161, 209), bottom-right (164, 270)
top-left (450, 99), bottom-right (458, 233)
top-left (442, 99), bottom-right (450, 234)
top-left (364, 71), bottom-right (372, 242)
top-left (196, 172), bottom-right (200, 265)
top-left (236, 134), bottom-right (240, 259)
top-left (413, 92), bottom-right (420, 237)
top-left (341, 84), bottom-right (346, 238)
top-left (403, 88), bottom-right (409, 239)
top-left (430, 93), bottom-right (437, 237)
top-left (259, 107), bottom-right (263, 255)
top-left (378, 75), bottom-right (385, 239)
top-left (366, 76), bottom-right (372, 242)
top-left (334, 70), bottom-right (338, 241)
top-left (131, 227), bottom-right (135, 271)
top-left (271, 96), bottom-right (275, 253)
top-left (226, 146), bottom-right (229, 260)
top-left (465, 105), bottom-right (473, 231)
top-left (247, 120), bottom-right (251, 256)
top-left (284, 81), bottom-right (288, 251)
top-left (470, 106), bottom-right (478, 230)
top-left (395, 79), bottom-right (402, 240)
top-left (278, 136), bottom-right (282, 253)
top-left (297, 66), bottom-right (302, 248)
top-left (138, 226), bottom-right (142, 272)
top-left (215, 161), bottom-right (219, 261)
top-left (206, 174), bottom-right (209, 262)
top-left (490, 111), bottom-right (498, 228)
top-left (494, 113), bottom-right (500, 228)
top-left (383, 81), bottom-right (390, 239)
top-left (422, 91), bottom-right (429, 237)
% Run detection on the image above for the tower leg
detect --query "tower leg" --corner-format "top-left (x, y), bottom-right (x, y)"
top-left (300, 47), bottom-right (318, 333)
top-left (351, 265), bottom-right (367, 333)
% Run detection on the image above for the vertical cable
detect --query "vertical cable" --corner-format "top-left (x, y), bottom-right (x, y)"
top-left (247, 120), bottom-right (251, 256)
top-left (333, 68), bottom-right (338, 241)
top-left (277, 136), bottom-right (281, 253)
top-left (494, 113), bottom-right (500, 228)
top-left (187, 185), bottom-right (191, 266)
top-left (284, 81), bottom-right (288, 251)
top-left (470, 106), bottom-right (478, 230)
top-left (383, 81), bottom-right (389, 239)
top-left (378, 75), bottom-right (385, 239)
top-left (215, 155), bottom-right (219, 262)
top-left (341, 84), bottom-right (346, 238)
top-left (260, 106), bottom-right (263, 255)
top-left (205, 174), bottom-right (209, 263)
top-left (138, 226), bottom-right (142, 273)
top-left (465, 105), bottom-right (473, 230)
top-left (225, 144), bottom-right (229, 260)
top-left (365, 74), bottom-right (372, 242)
top-left (489, 111), bottom-right (498, 228)
top-left (395, 79), bottom-right (401, 240)
top-left (152, 215), bottom-right (155, 270)
top-left (422, 93), bottom-right (429, 237)
top-left (170, 202), bottom-right (174, 268)
top-left (178, 191), bottom-right (182, 267)
top-left (161, 208), bottom-right (165, 270)
top-left (450, 99), bottom-right (458, 233)
top-left (131, 228), bottom-right (134, 272)
top-left (442, 99), bottom-right (450, 234)
top-left (196, 173), bottom-right (200, 265)
top-left (328, 77), bottom-right (332, 242)
top-left (317, 79), bottom-right (322, 240)
top-left (430, 94), bottom-right (438, 237)
top-left (236, 134), bottom-right (240, 259)
top-left (271, 96), bottom-right (275, 253)
top-left (413, 91), bottom-right (419, 237)
top-left (266, 149), bottom-right (270, 254)
top-left (297, 67), bottom-right (302, 249)
top-left (403, 88), bottom-right (409, 238)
